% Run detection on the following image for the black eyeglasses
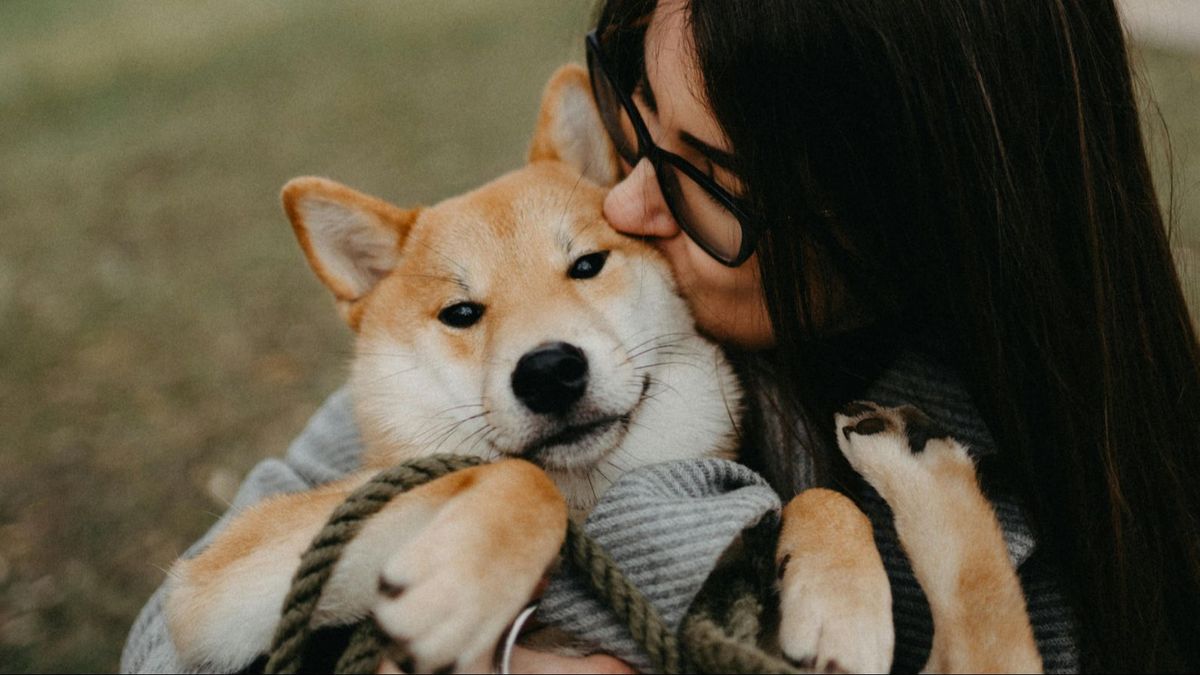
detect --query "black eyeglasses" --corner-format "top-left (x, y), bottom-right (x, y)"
top-left (586, 29), bottom-right (762, 268)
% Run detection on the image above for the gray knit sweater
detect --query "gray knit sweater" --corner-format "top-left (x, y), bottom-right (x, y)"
top-left (121, 353), bottom-right (1080, 673)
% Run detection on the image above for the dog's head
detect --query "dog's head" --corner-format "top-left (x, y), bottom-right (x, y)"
top-left (282, 65), bottom-right (741, 511)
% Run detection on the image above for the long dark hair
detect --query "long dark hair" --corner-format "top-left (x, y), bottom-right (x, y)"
top-left (596, 0), bottom-right (1200, 670)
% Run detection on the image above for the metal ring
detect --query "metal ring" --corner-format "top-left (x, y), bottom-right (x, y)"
top-left (494, 603), bottom-right (540, 674)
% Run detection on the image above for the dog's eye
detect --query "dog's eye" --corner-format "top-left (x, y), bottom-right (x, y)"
top-left (569, 251), bottom-right (610, 280)
top-left (438, 302), bottom-right (485, 328)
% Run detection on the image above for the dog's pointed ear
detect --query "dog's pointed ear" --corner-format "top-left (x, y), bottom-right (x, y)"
top-left (528, 64), bottom-right (620, 187)
top-left (282, 176), bottom-right (419, 314)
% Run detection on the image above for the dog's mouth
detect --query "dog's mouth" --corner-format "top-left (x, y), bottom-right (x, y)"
top-left (518, 376), bottom-right (651, 472)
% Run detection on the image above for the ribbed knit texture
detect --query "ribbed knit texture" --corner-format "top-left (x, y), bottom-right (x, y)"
top-left (538, 459), bottom-right (781, 672)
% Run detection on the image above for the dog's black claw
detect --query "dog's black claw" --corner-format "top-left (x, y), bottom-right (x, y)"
top-left (851, 416), bottom-right (887, 437)
top-left (840, 401), bottom-right (876, 417)
top-left (784, 653), bottom-right (817, 670)
top-left (378, 577), bottom-right (406, 598)
top-left (898, 405), bottom-right (950, 454)
top-left (384, 638), bottom-right (414, 672)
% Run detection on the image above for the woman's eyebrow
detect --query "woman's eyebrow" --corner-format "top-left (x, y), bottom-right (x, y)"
top-left (637, 57), bottom-right (659, 114)
top-left (641, 54), bottom-right (734, 172)
top-left (680, 130), bottom-right (736, 171)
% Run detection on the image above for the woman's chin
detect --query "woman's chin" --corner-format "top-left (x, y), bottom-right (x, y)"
top-left (693, 304), bottom-right (776, 351)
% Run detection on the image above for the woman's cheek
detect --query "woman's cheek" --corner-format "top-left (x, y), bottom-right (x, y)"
top-left (658, 238), bottom-right (774, 349)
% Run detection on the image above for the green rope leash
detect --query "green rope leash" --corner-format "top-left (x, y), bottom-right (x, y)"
top-left (264, 455), bottom-right (486, 674)
top-left (561, 518), bottom-right (682, 673)
top-left (264, 455), bottom-right (805, 674)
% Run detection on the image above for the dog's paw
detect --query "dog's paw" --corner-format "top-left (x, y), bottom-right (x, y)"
top-left (371, 461), bottom-right (566, 673)
top-left (776, 488), bottom-right (893, 674)
top-left (835, 401), bottom-right (973, 504)
top-left (776, 555), bottom-right (894, 674)
top-left (835, 404), bottom-right (1042, 674)
top-left (372, 537), bottom-right (541, 673)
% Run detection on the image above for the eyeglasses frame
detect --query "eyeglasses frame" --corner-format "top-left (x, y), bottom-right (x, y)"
top-left (585, 29), bottom-right (763, 267)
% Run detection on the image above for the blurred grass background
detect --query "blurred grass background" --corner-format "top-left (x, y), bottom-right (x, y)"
top-left (0, 1), bottom-right (1195, 672)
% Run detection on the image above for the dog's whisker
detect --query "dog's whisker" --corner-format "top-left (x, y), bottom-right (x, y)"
top-left (592, 463), bottom-right (614, 488)
top-left (406, 403), bottom-right (487, 447)
top-left (626, 348), bottom-right (700, 367)
top-left (200, 509), bottom-right (226, 523)
top-left (716, 378), bottom-right (746, 445)
top-left (153, 563), bottom-right (185, 583)
top-left (405, 238), bottom-right (472, 285)
top-left (643, 374), bottom-right (684, 400)
top-left (560, 171), bottom-right (590, 249)
top-left (610, 327), bottom-right (657, 356)
top-left (415, 424), bottom-right (462, 453)
top-left (474, 427), bottom-right (502, 459)
top-left (467, 425), bottom-right (500, 457)
top-left (586, 472), bottom-right (599, 507)
top-left (452, 420), bottom-right (495, 456)
top-left (409, 414), bottom-right (470, 442)
top-left (633, 360), bottom-right (706, 373)
top-left (361, 366), bottom-right (422, 387)
top-left (623, 331), bottom-right (695, 356)
top-left (414, 412), bottom-right (485, 452)
top-left (623, 344), bottom-right (689, 366)
top-left (604, 446), bottom-right (644, 473)
top-left (436, 402), bottom-right (487, 415)
top-left (619, 334), bottom-right (699, 366)
top-left (389, 272), bottom-right (462, 285)
top-left (428, 410), bottom-right (491, 451)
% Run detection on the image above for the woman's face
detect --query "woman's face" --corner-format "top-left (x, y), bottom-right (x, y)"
top-left (601, 0), bottom-right (775, 350)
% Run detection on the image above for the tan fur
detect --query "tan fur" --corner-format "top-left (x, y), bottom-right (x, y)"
top-left (894, 438), bottom-right (1040, 674)
top-left (527, 66), bottom-right (621, 187)
top-left (835, 403), bottom-right (1042, 674)
top-left (776, 489), bottom-right (894, 673)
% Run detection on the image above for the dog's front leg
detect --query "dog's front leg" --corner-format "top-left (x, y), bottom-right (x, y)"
top-left (166, 472), bottom-right (384, 671)
top-left (166, 462), bottom-right (531, 672)
top-left (836, 402), bottom-right (1041, 674)
top-left (775, 487), bottom-right (894, 673)
top-left (372, 459), bottom-right (568, 674)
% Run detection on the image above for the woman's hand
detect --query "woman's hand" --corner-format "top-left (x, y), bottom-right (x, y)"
top-left (506, 646), bottom-right (635, 673)
top-left (377, 646), bottom-right (635, 674)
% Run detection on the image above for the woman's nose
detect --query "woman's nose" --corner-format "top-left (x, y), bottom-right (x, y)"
top-left (603, 158), bottom-right (681, 239)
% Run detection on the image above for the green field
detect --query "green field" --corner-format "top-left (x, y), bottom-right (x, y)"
top-left (0, 2), bottom-right (1195, 672)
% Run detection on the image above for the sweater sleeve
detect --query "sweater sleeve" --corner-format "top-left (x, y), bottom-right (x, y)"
top-left (120, 387), bottom-right (364, 674)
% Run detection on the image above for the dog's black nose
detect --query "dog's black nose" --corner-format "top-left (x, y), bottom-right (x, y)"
top-left (511, 342), bottom-right (589, 415)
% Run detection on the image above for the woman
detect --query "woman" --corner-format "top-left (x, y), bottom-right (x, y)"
top-left (579, 0), bottom-right (1200, 671)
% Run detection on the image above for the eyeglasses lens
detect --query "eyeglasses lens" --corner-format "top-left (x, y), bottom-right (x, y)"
top-left (657, 161), bottom-right (744, 262)
top-left (587, 48), bottom-right (639, 166)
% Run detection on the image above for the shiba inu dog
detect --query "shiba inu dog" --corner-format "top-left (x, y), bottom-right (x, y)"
top-left (164, 63), bottom-right (748, 673)
top-left (163, 64), bottom-right (1040, 674)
